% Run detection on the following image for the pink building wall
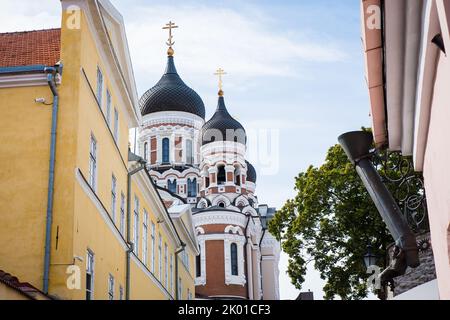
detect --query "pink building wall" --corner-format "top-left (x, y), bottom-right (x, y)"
top-left (423, 50), bottom-right (450, 300)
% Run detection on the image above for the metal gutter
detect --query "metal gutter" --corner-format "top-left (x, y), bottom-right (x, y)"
top-left (0, 64), bottom-right (47, 75)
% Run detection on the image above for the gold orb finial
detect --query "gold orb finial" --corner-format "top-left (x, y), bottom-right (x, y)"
top-left (162, 21), bottom-right (178, 56)
top-left (214, 68), bottom-right (227, 96)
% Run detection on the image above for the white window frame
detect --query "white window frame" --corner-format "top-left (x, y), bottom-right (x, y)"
top-left (89, 134), bottom-right (97, 191)
top-left (86, 249), bottom-right (95, 300)
top-left (111, 174), bottom-right (117, 222)
top-left (164, 243), bottom-right (168, 287)
top-left (106, 89), bottom-right (111, 126)
top-left (143, 209), bottom-right (148, 265)
top-left (96, 66), bottom-right (103, 106)
top-left (133, 196), bottom-right (139, 255)
top-left (113, 107), bottom-right (119, 142)
top-left (151, 222), bottom-right (155, 273)
top-left (223, 235), bottom-right (246, 286)
top-left (120, 193), bottom-right (125, 235)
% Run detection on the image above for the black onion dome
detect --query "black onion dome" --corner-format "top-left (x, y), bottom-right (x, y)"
top-left (140, 56), bottom-right (205, 119)
top-left (201, 96), bottom-right (246, 145)
top-left (245, 160), bottom-right (257, 183)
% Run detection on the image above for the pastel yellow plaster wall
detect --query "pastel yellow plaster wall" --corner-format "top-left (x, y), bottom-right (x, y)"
top-left (0, 84), bottom-right (54, 290)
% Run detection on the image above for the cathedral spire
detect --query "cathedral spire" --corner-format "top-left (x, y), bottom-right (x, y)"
top-left (162, 20), bottom-right (178, 56)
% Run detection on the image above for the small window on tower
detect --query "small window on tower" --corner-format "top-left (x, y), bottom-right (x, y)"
top-left (144, 142), bottom-right (148, 161)
top-left (162, 138), bottom-right (170, 163)
top-left (234, 168), bottom-right (240, 186)
top-left (168, 179), bottom-right (177, 194)
top-left (218, 202), bottom-right (225, 208)
top-left (217, 165), bottom-right (226, 185)
top-left (230, 243), bottom-right (238, 276)
top-left (186, 139), bottom-right (194, 165)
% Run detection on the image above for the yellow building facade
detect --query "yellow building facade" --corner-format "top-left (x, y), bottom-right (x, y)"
top-left (0, 0), bottom-right (197, 300)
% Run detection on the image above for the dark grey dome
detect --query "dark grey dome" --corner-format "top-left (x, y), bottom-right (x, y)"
top-left (201, 96), bottom-right (246, 145)
top-left (246, 160), bottom-right (257, 183)
top-left (140, 56), bottom-right (205, 119)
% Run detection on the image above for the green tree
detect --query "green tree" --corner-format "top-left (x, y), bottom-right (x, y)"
top-left (269, 143), bottom-right (392, 300)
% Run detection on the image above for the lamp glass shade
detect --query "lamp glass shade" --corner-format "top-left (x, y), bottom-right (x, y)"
top-left (364, 246), bottom-right (377, 268)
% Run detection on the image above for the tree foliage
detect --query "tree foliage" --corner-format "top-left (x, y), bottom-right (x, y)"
top-left (269, 143), bottom-right (392, 300)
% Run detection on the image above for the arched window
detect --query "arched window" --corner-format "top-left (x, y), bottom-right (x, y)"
top-left (162, 138), bottom-right (170, 163)
top-left (186, 139), bottom-right (193, 165)
top-left (230, 243), bottom-right (238, 276)
top-left (168, 179), bottom-right (177, 194)
top-left (218, 202), bottom-right (225, 208)
top-left (143, 142), bottom-right (148, 161)
top-left (217, 165), bottom-right (226, 185)
top-left (234, 167), bottom-right (240, 186)
top-left (188, 178), bottom-right (197, 197)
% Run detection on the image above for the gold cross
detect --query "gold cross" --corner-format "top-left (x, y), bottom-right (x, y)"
top-left (214, 68), bottom-right (227, 96)
top-left (163, 21), bottom-right (178, 47)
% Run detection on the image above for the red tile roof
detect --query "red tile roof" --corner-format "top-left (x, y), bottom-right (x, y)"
top-left (0, 270), bottom-right (52, 300)
top-left (0, 28), bottom-right (61, 68)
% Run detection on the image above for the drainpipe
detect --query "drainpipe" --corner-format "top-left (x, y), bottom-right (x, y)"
top-left (42, 64), bottom-right (63, 294)
top-left (338, 131), bottom-right (419, 283)
top-left (175, 243), bottom-right (186, 300)
top-left (243, 214), bottom-right (252, 299)
top-left (125, 154), bottom-right (146, 300)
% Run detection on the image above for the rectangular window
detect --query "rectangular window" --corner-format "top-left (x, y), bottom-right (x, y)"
top-left (151, 222), bottom-right (155, 273)
top-left (188, 289), bottom-right (192, 300)
top-left (119, 285), bottom-right (123, 300)
top-left (143, 210), bottom-right (148, 265)
top-left (181, 248), bottom-right (189, 271)
top-left (120, 193), bottom-right (125, 235)
top-left (108, 274), bottom-right (114, 300)
top-left (178, 277), bottom-right (182, 300)
top-left (158, 233), bottom-right (162, 280)
top-left (96, 66), bottom-right (103, 106)
top-left (106, 89), bottom-right (112, 126)
top-left (133, 196), bottom-right (139, 255)
top-left (89, 134), bottom-right (97, 191)
top-left (111, 174), bottom-right (117, 222)
top-left (86, 250), bottom-right (94, 300)
top-left (186, 139), bottom-right (193, 165)
top-left (164, 243), bottom-right (168, 287)
top-left (113, 107), bottom-right (119, 142)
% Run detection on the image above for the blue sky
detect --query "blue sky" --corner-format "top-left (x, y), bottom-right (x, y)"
top-left (0, 0), bottom-right (372, 299)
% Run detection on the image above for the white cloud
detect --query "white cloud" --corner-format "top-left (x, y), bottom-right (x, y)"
top-left (0, 0), bottom-right (60, 32)
top-left (124, 4), bottom-right (347, 87)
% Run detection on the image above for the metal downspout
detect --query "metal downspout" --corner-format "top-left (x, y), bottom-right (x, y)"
top-left (125, 162), bottom-right (146, 300)
top-left (175, 243), bottom-right (186, 300)
top-left (42, 66), bottom-right (60, 294)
